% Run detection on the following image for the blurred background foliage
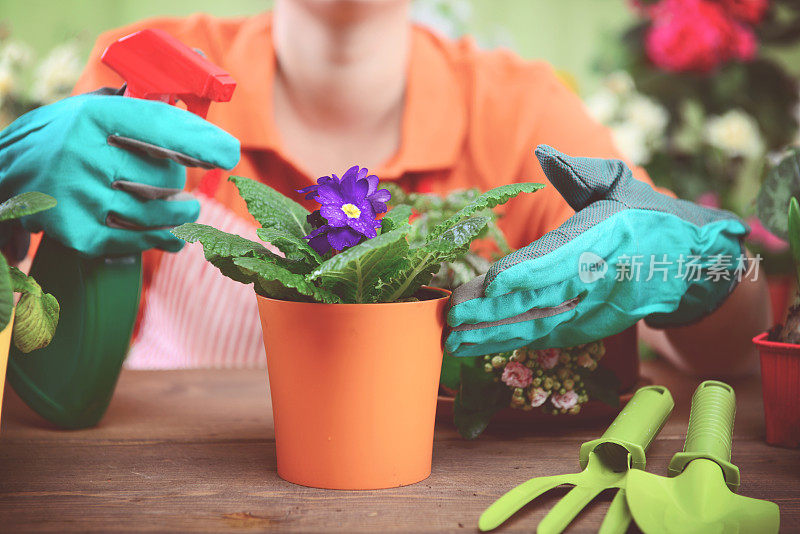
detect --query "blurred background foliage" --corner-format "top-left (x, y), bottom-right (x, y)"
top-left (0, 0), bottom-right (643, 91)
top-left (0, 0), bottom-right (799, 273)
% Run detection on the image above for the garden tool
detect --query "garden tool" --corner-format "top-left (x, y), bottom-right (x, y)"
top-left (626, 380), bottom-right (780, 534)
top-left (479, 385), bottom-right (674, 534)
top-left (6, 29), bottom-right (236, 429)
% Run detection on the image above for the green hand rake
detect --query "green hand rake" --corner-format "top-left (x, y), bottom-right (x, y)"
top-left (479, 385), bottom-right (674, 534)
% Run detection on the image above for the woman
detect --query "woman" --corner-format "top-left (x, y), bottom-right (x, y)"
top-left (0, 0), bottom-right (769, 372)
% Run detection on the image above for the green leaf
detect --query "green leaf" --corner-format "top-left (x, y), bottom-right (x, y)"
top-left (0, 255), bottom-right (12, 332)
top-left (172, 223), bottom-right (309, 281)
top-left (229, 176), bottom-right (310, 238)
top-left (427, 183), bottom-right (543, 240)
top-left (453, 363), bottom-right (509, 440)
top-left (0, 192), bottom-right (57, 222)
top-left (310, 227), bottom-right (411, 303)
top-left (578, 365), bottom-right (620, 408)
top-left (789, 197), bottom-right (800, 287)
top-left (233, 256), bottom-right (341, 303)
top-left (756, 146), bottom-right (800, 239)
top-left (256, 228), bottom-right (322, 265)
top-left (8, 267), bottom-right (59, 353)
top-left (381, 216), bottom-right (489, 302)
top-left (380, 205), bottom-right (412, 233)
top-left (440, 353), bottom-right (482, 390)
top-left (172, 223), bottom-right (271, 259)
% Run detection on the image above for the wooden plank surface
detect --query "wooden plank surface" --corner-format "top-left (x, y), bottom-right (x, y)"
top-left (0, 361), bottom-right (798, 533)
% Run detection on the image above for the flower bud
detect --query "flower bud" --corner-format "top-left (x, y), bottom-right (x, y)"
top-left (563, 379), bottom-right (574, 390)
top-left (491, 355), bottom-right (507, 368)
top-left (589, 342), bottom-right (605, 357)
top-left (484, 363), bottom-right (494, 373)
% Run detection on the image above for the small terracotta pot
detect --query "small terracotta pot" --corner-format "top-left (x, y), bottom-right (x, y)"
top-left (256, 287), bottom-right (450, 489)
top-left (0, 312), bottom-right (14, 428)
top-left (753, 332), bottom-right (800, 448)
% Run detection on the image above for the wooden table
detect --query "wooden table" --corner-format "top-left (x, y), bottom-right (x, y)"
top-left (1, 360), bottom-right (798, 533)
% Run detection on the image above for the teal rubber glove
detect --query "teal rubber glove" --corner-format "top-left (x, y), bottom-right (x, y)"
top-left (0, 93), bottom-right (240, 256)
top-left (446, 145), bottom-right (749, 357)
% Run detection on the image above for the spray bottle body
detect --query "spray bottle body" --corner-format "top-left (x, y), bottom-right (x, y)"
top-left (7, 236), bottom-right (140, 428)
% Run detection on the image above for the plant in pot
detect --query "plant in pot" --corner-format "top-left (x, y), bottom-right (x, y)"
top-left (0, 191), bottom-right (61, 423)
top-left (172, 167), bottom-right (540, 489)
top-left (383, 187), bottom-right (629, 439)
top-left (754, 145), bottom-right (800, 447)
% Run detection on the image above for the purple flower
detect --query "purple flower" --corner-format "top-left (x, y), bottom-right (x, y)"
top-left (296, 166), bottom-right (391, 255)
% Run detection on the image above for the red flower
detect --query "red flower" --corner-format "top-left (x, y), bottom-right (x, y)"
top-left (644, 0), bottom-right (757, 73)
top-left (719, 0), bottom-right (769, 24)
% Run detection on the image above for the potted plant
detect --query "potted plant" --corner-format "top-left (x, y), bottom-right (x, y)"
top-left (172, 167), bottom-right (540, 489)
top-left (0, 191), bottom-right (60, 424)
top-left (754, 146), bottom-right (800, 448)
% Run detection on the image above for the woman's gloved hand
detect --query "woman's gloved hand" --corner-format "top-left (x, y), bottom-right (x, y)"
top-left (446, 145), bottom-right (749, 357)
top-left (0, 93), bottom-right (240, 257)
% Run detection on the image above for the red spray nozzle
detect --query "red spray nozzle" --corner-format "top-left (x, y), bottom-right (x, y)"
top-left (100, 28), bottom-right (236, 118)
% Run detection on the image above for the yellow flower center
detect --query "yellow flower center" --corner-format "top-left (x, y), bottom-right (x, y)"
top-left (341, 203), bottom-right (361, 219)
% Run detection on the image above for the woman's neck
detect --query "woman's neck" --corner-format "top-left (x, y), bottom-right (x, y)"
top-left (273, 0), bottom-right (409, 129)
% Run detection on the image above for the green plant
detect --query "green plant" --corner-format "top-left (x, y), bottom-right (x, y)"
top-left (172, 175), bottom-right (541, 304)
top-left (756, 146), bottom-right (800, 342)
top-left (384, 184), bottom-right (511, 289)
top-left (0, 191), bottom-right (59, 352)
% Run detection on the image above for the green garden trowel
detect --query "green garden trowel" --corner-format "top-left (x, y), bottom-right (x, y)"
top-left (626, 380), bottom-right (780, 534)
top-left (479, 385), bottom-right (674, 534)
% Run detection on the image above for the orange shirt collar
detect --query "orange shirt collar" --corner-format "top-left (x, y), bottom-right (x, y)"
top-left (209, 12), bottom-right (466, 180)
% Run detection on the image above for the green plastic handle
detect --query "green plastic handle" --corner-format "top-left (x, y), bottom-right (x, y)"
top-left (579, 385), bottom-right (674, 471)
top-left (7, 236), bottom-right (140, 429)
top-left (668, 380), bottom-right (741, 491)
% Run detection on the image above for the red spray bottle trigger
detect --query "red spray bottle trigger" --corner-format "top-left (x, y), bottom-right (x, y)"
top-left (100, 28), bottom-right (236, 119)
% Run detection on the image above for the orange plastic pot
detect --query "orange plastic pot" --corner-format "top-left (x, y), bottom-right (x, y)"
top-left (753, 331), bottom-right (800, 448)
top-left (0, 312), bottom-right (14, 428)
top-left (256, 287), bottom-right (450, 489)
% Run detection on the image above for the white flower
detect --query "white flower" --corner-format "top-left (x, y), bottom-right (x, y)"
top-left (603, 71), bottom-right (634, 96)
top-left (584, 89), bottom-right (618, 125)
top-left (0, 41), bottom-right (33, 68)
top-left (31, 43), bottom-right (83, 104)
top-left (0, 63), bottom-right (14, 102)
top-left (704, 109), bottom-right (764, 159)
top-left (623, 95), bottom-right (669, 141)
top-left (611, 122), bottom-right (651, 166)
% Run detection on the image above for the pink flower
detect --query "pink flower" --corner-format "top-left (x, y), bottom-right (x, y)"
top-left (696, 191), bottom-right (721, 209)
top-left (719, 0), bottom-right (770, 25)
top-left (730, 22), bottom-right (757, 60)
top-left (501, 361), bottom-right (533, 388)
top-left (746, 216), bottom-right (788, 253)
top-left (536, 348), bottom-right (560, 370)
top-left (528, 387), bottom-right (550, 408)
top-left (644, 0), bottom-right (757, 73)
top-left (551, 390), bottom-right (580, 410)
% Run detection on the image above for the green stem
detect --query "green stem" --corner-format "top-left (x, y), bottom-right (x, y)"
top-left (386, 252), bottom-right (434, 302)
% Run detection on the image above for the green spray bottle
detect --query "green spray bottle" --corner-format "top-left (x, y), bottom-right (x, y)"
top-left (6, 29), bottom-right (236, 428)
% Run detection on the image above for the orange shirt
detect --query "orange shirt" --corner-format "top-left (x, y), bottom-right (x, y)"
top-left (73, 12), bottom-right (657, 368)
